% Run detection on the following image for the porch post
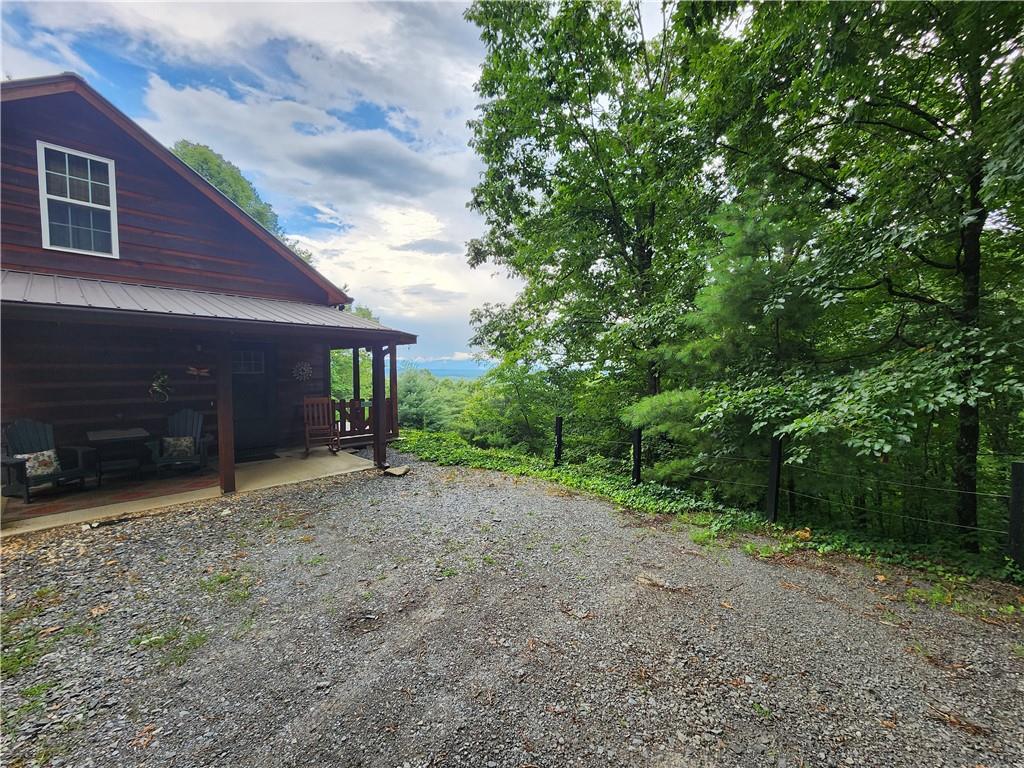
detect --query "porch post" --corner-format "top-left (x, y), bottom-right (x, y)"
top-left (371, 344), bottom-right (388, 468)
top-left (389, 343), bottom-right (399, 437)
top-left (352, 347), bottom-right (361, 401)
top-left (217, 343), bottom-right (236, 493)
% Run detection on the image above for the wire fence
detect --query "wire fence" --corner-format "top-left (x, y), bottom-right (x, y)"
top-left (549, 414), bottom-right (1024, 564)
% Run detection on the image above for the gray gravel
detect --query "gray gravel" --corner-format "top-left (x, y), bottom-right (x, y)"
top-left (2, 448), bottom-right (1023, 768)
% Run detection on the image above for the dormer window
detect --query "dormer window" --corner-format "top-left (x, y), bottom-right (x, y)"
top-left (36, 141), bottom-right (119, 258)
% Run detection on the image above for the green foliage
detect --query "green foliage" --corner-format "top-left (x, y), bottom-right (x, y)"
top-left (396, 369), bottom-right (474, 433)
top-left (171, 140), bottom-right (281, 234)
top-left (463, 1), bottom-right (1024, 560)
top-left (171, 139), bottom-right (315, 265)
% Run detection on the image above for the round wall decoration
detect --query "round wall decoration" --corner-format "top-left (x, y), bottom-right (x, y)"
top-left (292, 360), bottom-right (314, 382)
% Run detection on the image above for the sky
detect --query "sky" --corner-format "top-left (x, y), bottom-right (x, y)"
top-left (1, 1), bottom-right (520, 360)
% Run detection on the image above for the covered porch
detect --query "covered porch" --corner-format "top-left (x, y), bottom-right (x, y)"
top-left (0, 446), bottom-right (373, 535)
top-left (0, 271), bottom-right (415, 516)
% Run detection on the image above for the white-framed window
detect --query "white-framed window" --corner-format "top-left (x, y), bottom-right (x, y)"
top-left (231, 350), bottom-right (265, 375)
top-left (36, 140), bottom-right (119, 258)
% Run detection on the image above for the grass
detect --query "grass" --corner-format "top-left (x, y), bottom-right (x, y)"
top-left (1, 587), bottom-right (101, 679)
top-left (131, 626), bottom-right (208, 667)
top-left (231, 610), bottom-right (259, 640)
top-left (163, 632), bottom-right (208, 667)
top-left (1012, 644), bottom-right (1024, 659)
top-left (198, 569), bottom-right (255, 604)
top-left (1, 681), bottom-right (54, 737)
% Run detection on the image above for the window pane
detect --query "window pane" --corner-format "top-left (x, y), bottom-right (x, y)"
top-left (89, 159), bottom-right (109, 184)
top-left (49, 222), bottom-right (71, 248)
top-left (91, 209), bottom-right (111, 232)
top-left (44, 148), bottom-right (66, 173)
top-left (68, 178), bottom-right (90, 202)
top-left (71, 226), bottom-right (93, 251)
top-left (67, 154), bottom-right (89, 180)
top-left (91, 183), bottom-right (109, 206)
top-left (46, 172), bottom-right (68, 197)
top-left (70, 206), bottom-right (92, 228)
top-left (47, 200), bottom-right (71, 226)
top-left (93, 231), bottom-right (112, 254)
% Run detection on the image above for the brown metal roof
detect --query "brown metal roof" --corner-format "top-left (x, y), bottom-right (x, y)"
top-left (0, 270), bottom-right (416, 343)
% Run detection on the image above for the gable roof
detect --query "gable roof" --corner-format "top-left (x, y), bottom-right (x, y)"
top-left (1, 72), bottom-right (352, 306)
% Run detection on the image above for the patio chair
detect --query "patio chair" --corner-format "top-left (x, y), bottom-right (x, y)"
top-left (4, 419), bottom-right (99, 503)
top-left (146, 409), bottom-right (207, 477)
top-left (303, 396), bottom-right (340, 456)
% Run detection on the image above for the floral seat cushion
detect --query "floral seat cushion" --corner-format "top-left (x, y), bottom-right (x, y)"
top-left (161, 436), bottom-right (195, 458)
top-left (14, 449), bottom-right (62, 478)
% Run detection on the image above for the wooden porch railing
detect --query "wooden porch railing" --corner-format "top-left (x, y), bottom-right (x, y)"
top-left (335, 397), bottom-right (397, 447)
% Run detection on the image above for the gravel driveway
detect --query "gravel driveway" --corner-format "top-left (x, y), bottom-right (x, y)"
top-left (2, 449), bottom-right (1023, 768)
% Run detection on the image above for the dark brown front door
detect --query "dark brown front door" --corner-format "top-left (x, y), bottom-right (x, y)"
top-left (231, 344), bottom-right (277, 456)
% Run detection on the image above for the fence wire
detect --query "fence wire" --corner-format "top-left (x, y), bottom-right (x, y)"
top-left (552, 415), bottom-right (1020, 541)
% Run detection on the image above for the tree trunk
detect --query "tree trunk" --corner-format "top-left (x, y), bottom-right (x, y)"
top-left (953, 32), bottom-right (986, 552)
top-left (953, 207), bottom-right (982, 550)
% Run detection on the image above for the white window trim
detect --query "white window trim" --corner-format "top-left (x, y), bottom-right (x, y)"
top-left (36, 140), bottom-right (120, 259)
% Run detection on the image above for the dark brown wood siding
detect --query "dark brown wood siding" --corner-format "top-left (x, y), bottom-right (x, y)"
top-left (0, 318), bottom-right (328, 451)
top-left (1, 91), bottom-right (328, 303)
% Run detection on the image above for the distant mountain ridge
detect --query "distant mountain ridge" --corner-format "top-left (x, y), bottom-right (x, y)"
top-left (398, 358), bottom-right (495, 380)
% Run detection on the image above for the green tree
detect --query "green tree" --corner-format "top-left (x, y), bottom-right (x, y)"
top-left (465, 0), bottom-right (714, 399)
top-left (676, 1), bottom-right (1024, 546)
top-left (171, 140), bottom-right (281, 234)
top-left (171, 140), bottom-right (315, 265)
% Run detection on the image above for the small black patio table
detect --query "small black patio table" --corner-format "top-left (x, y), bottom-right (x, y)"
top-left (86, 427), bottom-right (151, 483)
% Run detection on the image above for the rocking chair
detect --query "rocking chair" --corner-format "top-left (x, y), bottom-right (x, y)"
top-left (303, 397), bottom-right (340, 456)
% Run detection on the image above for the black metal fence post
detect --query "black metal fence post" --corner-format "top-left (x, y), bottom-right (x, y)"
top-left (1010, 462), bottom-right (1024, 569)
top-left (553, 416), bottom-right (564, 467)
top-left (766, 436), bottom-right (783, 523)
top-left (631, 429), bottom-right (642, 486)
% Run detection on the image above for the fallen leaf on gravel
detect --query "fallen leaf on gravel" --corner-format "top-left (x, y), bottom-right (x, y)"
top-left (559, 604), bottom-right (596, 620)
top-left (90, 604), bottom-right (110, 617)
top-left (39, 625), bottom-right (63, 637)
top-left (636, 575), bottom-right (691, 594)
top-left (727, 678), bottom-right (747, 687)
top-left (793, 527), bottom-right (812, 541)
top-left (880, 718), bottom-right (897, 729)
top-left (874, 574), bottom-right (887, 583)
top-left (779, 581), bottom-right (803, 591)
top-left (720, 601), bottom-right (734, 610)
top-left (131, 724), bottom-right (157, 749)
top-left (927, 704), bottom-right (990, 736)
top-left (104, 559), bottom-right (118, 566)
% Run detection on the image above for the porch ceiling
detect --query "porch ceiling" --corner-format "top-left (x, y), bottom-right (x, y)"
top-left (0, 270), bottom-right (416, 346)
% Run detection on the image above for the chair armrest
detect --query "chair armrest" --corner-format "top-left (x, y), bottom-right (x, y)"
top-left (58, 446), bottom-right (97, 471)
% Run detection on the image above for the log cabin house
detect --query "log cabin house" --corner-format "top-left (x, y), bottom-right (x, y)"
top-left (0, 73), bottom-right (415, 497)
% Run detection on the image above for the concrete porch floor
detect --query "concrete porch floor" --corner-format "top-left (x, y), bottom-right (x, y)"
top-left (0, 447), bottom-right (374, 537)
